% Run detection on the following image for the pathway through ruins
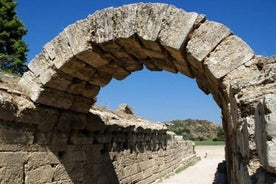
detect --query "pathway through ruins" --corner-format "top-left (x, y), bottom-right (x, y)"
top-left (159, 145), bottom-right (225, 184)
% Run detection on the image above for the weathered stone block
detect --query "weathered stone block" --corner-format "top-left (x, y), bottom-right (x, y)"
top-left (60, 57), bottom-right (97, 82)
top-left (123, 163), bottom-right (139, 178)
top-left (52, 164), bottom-right (72, 181)
top-left (116, 36), bottom-right (148, 60)
top-left (139, 57), bottom-right (162, 71)
top-left (152, 57), bottom-right (178, 73)
top-left (111, 4), bottom-right (139, 40)
top-left (64, 19), bottom-right (92, 55)
top-left (37, 88), bottom-right (75, 110)
top-left (88, 7), bottom-right (115, 43)
top-left (0, 124), bottom-right (34, 145)
top-left (135, 3), bottom-right (169, 41)
top-left (69, 96), bottom-right (96, 113)
top-left (98, 62), bottom-right (130, 80)
top-left (25, 165), bottom-right (55, 183)
top-left (165, 46), bottom-right (194, 78)
top-left (86, 114), bottom-right (106, 132)
top-left (187, 21), bottom-right (231, 69)
top-left (57, 112), bottom-right (87, 131)
top-left (76, 50), bottom-right (109, 68)
top-left (236, 117), bottom-right (254, 159)
top-left (27, 152), bottom-right (60, 168)
top-left (18, 71), bottom-right (44, 103)
top-left (51, 131), bottom-right (68, 146)
top-left (69, 131), bottom-right (94, 145)
top-left (17, 105), bottom-right (59, 129)
top-left (223, 58), bottom-right (261, 95)
top-left (138, 159), bottom-right (155, 171)
top-left (138, 173), bottom-right (159, 184)
top-left (0, 165), bottom-right (24, 183)
top-left (34, 132), bottom-right (51, 145)
top-left (45, 72), bottom-right (73, 92)
top-left (86, 144), bottom-right (104, 163)
top-left (28, 53), bottom-right (58, 86)
top-left (89, 69), bottom-right (112, 87)
top-left (99, 41), bottom-right (143, 72)
top-left (19, 72), bottom-right (75, 110)
top-left (204, 35), bottom-right (254, 79)
top-left (0, 152), bottom-right (28, 167)
top-left (264, 55), bottom-right (276, 80)
top-left (158, 5), bottom-right (198, 49)
top-left (255, 94), bottom-right (276, 174)
top-left (0, 92), bottom-right (17, 121)
top-left (129, 172), bottom-right (143, 183)
top-left (194, 72), bottom-right (210, 94)
top-left (43, 31), bottom-right (74, 69)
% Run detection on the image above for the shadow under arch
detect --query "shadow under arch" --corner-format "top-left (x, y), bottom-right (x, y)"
top-left (16, 3), bottom-right (276, 184)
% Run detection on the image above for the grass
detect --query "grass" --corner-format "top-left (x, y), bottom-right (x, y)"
top-left (194, 140), bottom-right (225, 146)
top-left (175, 159), bottom-right (200, 174)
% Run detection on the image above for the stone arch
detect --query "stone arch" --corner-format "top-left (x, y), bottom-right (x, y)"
top-left (18, 3), bottom-right (253, 112)
top-left (16, 3), bottom-right (276, 183)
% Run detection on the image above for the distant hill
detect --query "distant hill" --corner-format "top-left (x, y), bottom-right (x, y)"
top-left (163, 119), bottom-right (224, 141)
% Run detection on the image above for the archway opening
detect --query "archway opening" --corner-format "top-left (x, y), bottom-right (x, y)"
top-left (94, 66), bottom-right (226, 181)
top-left (96, 69), bottom-right (221, 124)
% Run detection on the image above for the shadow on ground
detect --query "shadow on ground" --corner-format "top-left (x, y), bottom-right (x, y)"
top-left (213, 160), bottom-right (227, 184)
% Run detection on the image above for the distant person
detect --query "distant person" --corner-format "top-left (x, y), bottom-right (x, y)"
top-left (204, 152), bottom-right (208, 158)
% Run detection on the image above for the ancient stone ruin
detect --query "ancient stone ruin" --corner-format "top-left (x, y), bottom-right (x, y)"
top-left (0, 3), bottom-right (275, 183)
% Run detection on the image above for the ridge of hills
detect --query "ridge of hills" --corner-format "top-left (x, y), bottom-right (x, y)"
top-left (163, 119), bottom-right (224, 141)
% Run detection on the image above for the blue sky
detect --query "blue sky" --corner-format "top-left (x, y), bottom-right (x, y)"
top-left (16, 0), bottom-right (276, 124)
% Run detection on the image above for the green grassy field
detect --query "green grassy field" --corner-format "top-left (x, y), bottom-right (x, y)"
top-left (194, 140), bottom-right (225, 146)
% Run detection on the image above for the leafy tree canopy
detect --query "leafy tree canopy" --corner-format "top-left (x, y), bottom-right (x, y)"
top-left (0, 0), bottom-right (28, 75)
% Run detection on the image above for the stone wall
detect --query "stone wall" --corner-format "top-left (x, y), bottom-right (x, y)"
top-left (0, 73), bottom-right (197, 183)
top-left (226, 55), bottom-right (276, 183)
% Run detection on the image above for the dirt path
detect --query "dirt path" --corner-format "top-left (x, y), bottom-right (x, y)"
top-left (158, 145), bottom-right (225, 184)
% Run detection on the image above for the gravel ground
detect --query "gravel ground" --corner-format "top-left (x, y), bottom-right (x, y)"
top-left (158, 145), bottom-right (226, 184)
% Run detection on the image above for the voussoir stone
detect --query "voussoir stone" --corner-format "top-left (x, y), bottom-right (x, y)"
top-left (64, 19), bottom-right (92, 55)
top-left (134, 3), bottom-right (170, 42)
top-left (186, 21), bottom-right (231, 71)
top-left (204, 35), bottom-right (254, 79)
top-left (111, 4), bottom-right (140, 39)
top-left (28, 53), bottom-right (57, 86)
top-left (157, 5), bottom-right (199, 49)
top-left (43, 31), bottom-right (74, 69)
top-left (89, 7), bottom-right (115, 43)
top-left (18, 71), bottom-right (44, 102)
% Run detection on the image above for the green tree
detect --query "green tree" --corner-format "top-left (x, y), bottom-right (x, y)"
top-left (0, 0), bottom-right (28, 75)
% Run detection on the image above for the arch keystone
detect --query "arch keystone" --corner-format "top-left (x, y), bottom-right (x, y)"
top-left (157, 6), bottom-right (199, 49)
